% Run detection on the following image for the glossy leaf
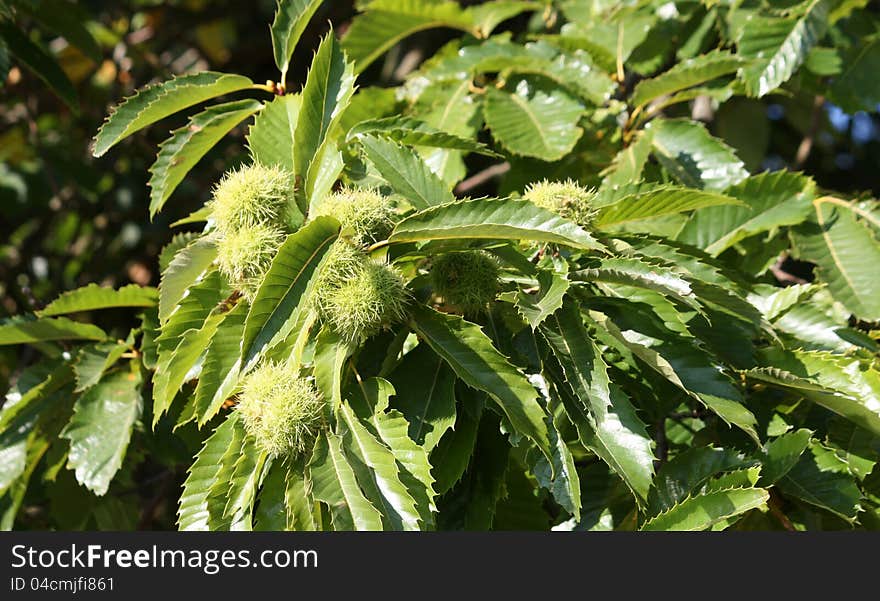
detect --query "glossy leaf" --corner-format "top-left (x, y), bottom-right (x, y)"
top-left (39, 284), bottom-right (158, 317)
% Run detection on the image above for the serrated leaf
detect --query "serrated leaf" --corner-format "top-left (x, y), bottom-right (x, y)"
top-left (388, 344), bottom-right (456, 452)
top-left (270, 0), bottom-right (323, 80)
top-left (466, 1), bottom-right (540, 36)
top-left (791, 197), bottom-right (880, 321)
top-left (601, 129), bottom-right (655, 189)
top-left (73, 341), bottom-right (129, 392)
top-left (284, 455), bottom-right (318, 530)
top-left (515, 269), bottom-right (570, 329)
top-left (777, 441), bottom-right (861, 521)
top-left (92, 71), bottom-right (254, 157)
top-left (39, 283), bottom-right (157, 317)
top-left (737, 0), bottom-right (830, 97)
top-left (342, 0), bottom-right (473, 72)
top-left (760, 429), bottom-right (813, 485)
top-left (573, 256), bottom-right (703, 313)
top-left (158, 237), bottom-right (217, 324)
top-left (595, 186), bottom-right (743, 229)
top-left (178, 413), bottom-right (241, 530)
top-left (194, 302), bottom-right (247, 426)
top-left (359, 134), bottom-right (453, 209)
top-left (484, 84), bottom-right (584, 161)
top-left (753, 349), bottom-right (880, 437)
top-left (0, 20), bottom-right (77, 110)
top-left (592, 310), bottom-right (760, 443)
top-left (241, 218), bottom-right (339, 370)
top-left (0, 315), bottom-right (107, 345)
top-left (254, 459), bottom-right (287, 531)
top-left (220, 439), bottom-right (266, 527)
top-left (648, 118), bottom-right (748, 191)
top-left (293, 32), bottom-right (355, 213)
top-left (430, 386), bottom-right (483, 494)
top-left (391, 198), bottom-right (602, 249)
top-left (529, 417), bottom-right (581, 520)
top-left (148, 99), bottom-right (262, 216)
top-left (410, 304), bottom-right (552, 462)
top-left (152, 312), bottom-right (223, 425)
top-left (542, 302), bottom-right (655, 503)
top-left (339, 402), bottom-right (422, 530)
top-left (632, 50), bottom-right (743, 108)
top-left (61, 368), bottom-right (142, 496)
top-left (649, 446), bottom-right (753, 515)
top-left (641, 487), bottom-right (768, 531)
top-left (348, 116), bottom-right (498, 156)
top-left (308, 432), bottom-right (383, 530)
top-left (678, 171), bottom-right (814, 256)
top-left (247, 93), bottom-right (301, 172)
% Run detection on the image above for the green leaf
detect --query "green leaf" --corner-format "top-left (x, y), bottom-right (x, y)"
top-left (760, 429), bottom-right (813, 485)
top-left (158, 237), bottom-right (217, 324)
top-left (313, 328), bottom-right (354, 410)
top-left (293, 32), bottom-right (355, 212)
top-left (193, 302), bottom-right (247, 426)
top-left (829, 39), bottom-right (880, 113)
top-left (595, 186), bottom-right (743, 229)
top-left (148, 99), bottom-right (262, 217)
top-left (308, 432), bottom-right (384, 530)
top-left (641, 487), bottom-right (769, 531)
top-left (592, 310), bottom-right (760, 443)
top-left (648, 118), bottom-right (749, 191)
top-left (0, 19), bottom-right (77, 110)
top-left (430, 388), bottom-right (483, 494)
top-left (220, 440), bottom-right (266, 526)
top-left (356, 379), bottom-right (437, 526)
top-left (247, 93), bottom-right (301, 172)
top-left (777, 441), bottom-right (861, 521)
top-left (152, 313), bottom-right (223, 425)
top-left (270, 0), bottom-right (323, 81)
top-left (178, 413), bottom-right (241, 530)
top-left (753, 349), bottom-right (880, 437)
top-left (254, 460), bottom-right (287, 530)
top-left (73, 341), bottom-right (129, 392)
top-left (515, 269), bottom-right (570, 329)
top-left (410, 304), bottom-right (552, 462)
top-left (284, 456), bottom-right (318, 530)
top-left (389, 344), bottom-right (456, 452)
top-left (61, 368), bottom-right (142, 496)
top-left (339, 402), bottom-right (422, 530)
top-left (573, 256), bottom-right (703, 313)
top-left (359, 134), bottom-right (453, 209)
top-left (737, 0), bottom-right (830, 97)
top-left (791, 197), bottom-right (880, 321)
top-left (541, 302), bottom-right (655, 503)
top-left (348, 116), bottom-right (498, 156)
top-left (678, 171), bottom-right (814, 256)
top-left (39, 283), bottom-right (158, 317)
top-left (466, 1), bottom-right (540, 36)
top-left (529, 417), bottom-right (581, 520)
top-left (601, 129), bottom-right (654, 189)
top-left (342, 0), bottom-right (473, 72)
top-left (632, 50), bottom-right (743, 108)
top-left (241, 218), bottom-right (339, 370)
top-left (484, 84), bottom-right (584, 161)
top-left (0, 315), bottom-right (107, 346)
top-left (92, 71), bottom-right (254, 157)
top-left (649, 446), bottom-right (753, 515)
top-left (391, 198), bottom-right (602, 249)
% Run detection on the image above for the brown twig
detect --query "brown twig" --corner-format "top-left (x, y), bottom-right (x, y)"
top-left (768, 489), bottom-right (796, 532)
top-left (794, 95), bottom-right (825, 169)
top-left (769, 251), bottom-right (808, 286)
top-left (454, 162), bottom-right (510, 195)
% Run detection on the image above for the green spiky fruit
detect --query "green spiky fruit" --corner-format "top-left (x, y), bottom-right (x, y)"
top-left (215, 224), bottom-right (285, 299)
top-left (323, 260), bottom-right (408, 342)
top-left (311, 187), bottom-right (396, 246)
top-left (237, 360), bottom-right (324, 457)
top-left (523, 179), bottom-right (597, 228)
top-left (209, 163), bottom-right (297, 234)
top-left (430, 251), bottom-right (499, 315)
